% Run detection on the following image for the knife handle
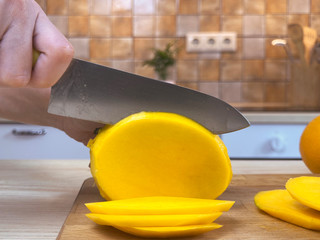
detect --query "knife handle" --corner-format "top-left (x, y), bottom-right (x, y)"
top-left (32, 49), bottom-right (40, 68)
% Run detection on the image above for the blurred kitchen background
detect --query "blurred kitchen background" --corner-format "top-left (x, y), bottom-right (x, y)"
top-left (34, 0), bottom-right (320, 111)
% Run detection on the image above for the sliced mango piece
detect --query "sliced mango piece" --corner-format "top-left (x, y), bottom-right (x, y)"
top-left (86, 212), bottom-right (222, 227)
top-left (114, 223), bottom-right (222, 238)
top-left (254, 189), bottom-right (320, 230)
top-left (286, 176), bottom-right (320, 211)
top-left (88, 112), bottom-right (232, 200)
top-left (86, 196), bottom-right (234, 215)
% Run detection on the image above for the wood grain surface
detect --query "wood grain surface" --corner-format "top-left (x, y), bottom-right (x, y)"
top-left (57, 175), bottom-right (320, 240)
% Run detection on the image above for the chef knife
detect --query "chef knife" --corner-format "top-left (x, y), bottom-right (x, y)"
top-left (47, 59), bottom-right (249, 134)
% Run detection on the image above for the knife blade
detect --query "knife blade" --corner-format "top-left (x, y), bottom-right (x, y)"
top-left (48, 59), bottom-right (249, 134)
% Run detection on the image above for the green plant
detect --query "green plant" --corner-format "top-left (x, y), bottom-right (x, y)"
top-left (143, 42), bottom-right (178, 80)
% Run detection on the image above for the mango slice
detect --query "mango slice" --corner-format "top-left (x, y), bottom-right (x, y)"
top-left (114, 223), bottom-right (222, 238)
top-left (88, 112), bottom-right (232, 200)
top-left (286, 176), bottom-right (320, 211)
top-left (86, 212), bottom-right (222, 227)
top-left (254, 189), bottom-right (320, 230)
top-left (85, 196), bottom-right (234, 215)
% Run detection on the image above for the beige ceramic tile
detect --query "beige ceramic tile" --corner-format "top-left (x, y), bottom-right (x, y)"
top-left (47, 0), bottom-right (67, 15)
top-left (221, 16), bottom-right (243, 34)
top-left (199, 60), bottom-right (220, 81)
top-left (243, 15), bottom-right (265, 36)
top-left (69, 0), bottom-right (89, 15)
top-left (134, 16), bottom-right (155, 37)
top-left (134, 38), bottom-right (155, 60)
top-left (156, 16), bottom-right (176, 36)
top-left (264, 60), bottom-right (287, 80)
top-left (243, 60), bottom-right (264, 81)
top-left (220, 60), bottom-right (242, 81)
top-left (288, 0), bottom-right (310, 14)
top-left (155, 38), bottom-right (178, 49)
top-left (112, 0), bottom-right (132, 15)
top-left (177, 82), bottom-right (198, 90)
top-left (178, 0), bottom-right (199, 15)
top-left (265, 38), bottom-right (287, 59)
top-left (221, 82), bottom-right (241, 103)
top-left (221, 38), bottom-right (242, 60)
top-left (112, 60), bottom-right (134, 73)
top-left (177, 60), bottom-right (198, 81)
top-left (91, 0), bottom-right (112, 15)
top-left (311, 0), bottom-right (320, 13)
top-left (112, 17), bottom-right (132, 37)
top-left (134, 0), bottom-right (156, 15)
top-left (134, 62), bottom-right (156, 78)
top-left (222, 0), bottom-right (244, 15)
top-left (244, 0), bottom-right (265, 14)
top-left (68, 16), bottom-right (89, 37)
top-left (243, 38), bottom-right (265, 59)
top-left (265, 82), bottom-right (286, 102)
top-left (90, 16), bottom-right (111, 37)
top-left (69, 38), bottom-right (90, 59)
top-left (200, 0), bottom-right (220, 14)
top-left (112, 38), bottom-right (133, 59)
top-left (48, 16), bottom-right (68, 36)
top-left (90, 38), bottom-right (112, 59)
top-left (266, 0), bottom-right (287, 14)
top-left (157, 0), bottom-right (177, 15)
top-left (266, 15), bottom-right (287, 35)
top-left (241, 82), bottom-right (265, 102)
top-left (311, 15), bottom-right (320, 34)
top-left (199, 16), bottom-right (220, 32)
top-left (177, 16), bottom-right (198, 36)
top-left (177, 39), bottom-right (198, 60)
top-left (287, 14), bottom-right (309, 26)
top-left (198, 82), bottom-right (219, 97)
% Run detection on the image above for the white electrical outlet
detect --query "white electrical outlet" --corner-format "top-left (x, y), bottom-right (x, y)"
top-left (186, 32), bottom-right (237, 53)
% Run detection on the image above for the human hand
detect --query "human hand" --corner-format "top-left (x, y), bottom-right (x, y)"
top-left (0, 0), bottom-right (73, 88)
top-left (59, 117), bottom-right (106, 146)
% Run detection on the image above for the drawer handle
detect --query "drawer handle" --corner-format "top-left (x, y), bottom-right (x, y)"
top-left (12, 129), bottom-right (47, 136)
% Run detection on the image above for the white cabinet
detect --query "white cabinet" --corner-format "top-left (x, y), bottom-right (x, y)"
top-left (220, 124), bottom-right (306, 159)
top-left (0, 124), bottom-right (90, 160)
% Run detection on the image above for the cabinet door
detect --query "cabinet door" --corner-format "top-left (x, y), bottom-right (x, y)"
top-left (0, 124), bottom-right (90, 160)
top-left (220, 124), bottom-right (305, 159)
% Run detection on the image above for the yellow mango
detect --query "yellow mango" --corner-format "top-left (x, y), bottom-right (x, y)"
top-left (85, 196), bottom-right (234, 215)
top-left (88, 112), bottom-right (232, 200)
top-left (254, 189), bottom-right (320, 230)
top-left (114, 223), bottom-right (222, 238)
top-left (286, 176), bottom-right (320, 211)
top-left (86, 212), bottom-right (222, 227)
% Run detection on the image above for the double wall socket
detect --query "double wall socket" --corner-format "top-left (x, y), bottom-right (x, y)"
top-left (186, 32), bottom-right (237, 53)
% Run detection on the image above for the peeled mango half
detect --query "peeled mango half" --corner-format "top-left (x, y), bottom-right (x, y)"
top-left (88, 112), bottom-right (232, 200)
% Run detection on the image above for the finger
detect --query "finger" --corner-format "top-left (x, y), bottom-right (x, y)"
top-left (30, 11), bottom-right (74, 88)
top-left (0, 1), bottom-right (37, 87)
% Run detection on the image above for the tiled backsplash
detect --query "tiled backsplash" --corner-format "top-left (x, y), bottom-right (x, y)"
top-left (35, 0), bottom-right (320, 110)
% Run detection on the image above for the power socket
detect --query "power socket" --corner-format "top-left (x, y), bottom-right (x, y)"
top-left (186, 32), bottom-right (237, 53)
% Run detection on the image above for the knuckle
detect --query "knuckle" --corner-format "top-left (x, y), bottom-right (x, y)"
top-left (53, 41), bottom-right (74, 63)
top-left (0, 73), bottom-right (30, 87)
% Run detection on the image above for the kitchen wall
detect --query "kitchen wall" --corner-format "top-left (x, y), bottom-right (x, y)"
top-left (35, 0), bottom-right (320, 110)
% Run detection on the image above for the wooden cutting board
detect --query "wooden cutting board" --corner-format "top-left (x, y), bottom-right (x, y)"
top-left (57, 175), bottom-right (320, 240)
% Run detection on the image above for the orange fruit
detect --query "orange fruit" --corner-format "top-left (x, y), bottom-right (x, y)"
top-left (300, 116), bottom-right (320, 173)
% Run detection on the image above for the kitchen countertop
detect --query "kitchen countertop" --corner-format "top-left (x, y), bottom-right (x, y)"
top-left (0, 159), bottom-right (312, 239)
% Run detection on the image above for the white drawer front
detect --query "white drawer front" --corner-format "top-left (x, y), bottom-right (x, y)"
top-left (0, 124), bottom-right (90, 160)
top-left (221, 124), bottom-right (306, 159)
